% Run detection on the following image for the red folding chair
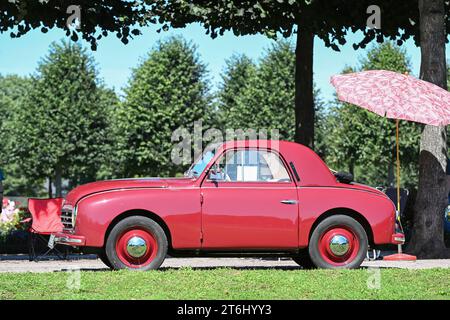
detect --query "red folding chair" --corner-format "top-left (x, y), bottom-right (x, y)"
top-left (27, 198), bottom-right (67, 261)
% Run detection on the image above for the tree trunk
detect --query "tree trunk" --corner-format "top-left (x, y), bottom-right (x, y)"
top-left (407, 0), bottom-right (449, 258)
top-left (48, 177), bottom-right (53, 198)
top-left (55, 165), bottom-right (62, 198)
top-left (294, 28), bottom-right (315, 149)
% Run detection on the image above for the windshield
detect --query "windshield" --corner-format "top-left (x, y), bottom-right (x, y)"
top-left (184, 144), bottom-right (219, 178)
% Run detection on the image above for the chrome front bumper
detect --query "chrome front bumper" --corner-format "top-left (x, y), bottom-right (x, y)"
top-left (54, 233), bottom-right (86, 246)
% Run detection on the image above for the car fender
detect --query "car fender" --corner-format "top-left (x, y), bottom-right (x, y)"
top-left (298, 186), bottom-right (396, 247)
top-left (74, 188), bottom-right (201, 248)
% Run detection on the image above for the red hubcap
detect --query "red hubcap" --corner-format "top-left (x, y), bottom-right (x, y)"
top-left (318, 226), bottom-right (360, 266)
top-left (115, 228), bottom-right (158, 268)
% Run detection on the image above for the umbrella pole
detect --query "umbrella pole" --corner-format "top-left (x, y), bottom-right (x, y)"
top-left (384, 119), bottom-right (416, 261)
top-left (396, 119), bottom-right (401, 214)
top-left (396, 119), bottom-right (402, 254)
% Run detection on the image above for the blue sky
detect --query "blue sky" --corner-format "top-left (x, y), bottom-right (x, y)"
top-left (0, 23), bottom-right (449, 103)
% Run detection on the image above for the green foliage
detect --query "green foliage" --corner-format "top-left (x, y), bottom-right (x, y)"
top-left (0, 1), bottom-right (153, 50)
top-left (154, 1), bottom-right (440, 50)
top-left (323, 42), bottom-right (421, 188)
top-left (4, 1), bottom-right (450, 52)
top-left (90, 87), bottom-right (121, 181)
top-left (313, 90), bottom-right (327, 158)
top-left (6, 41), bottom-right (115, 195)
top-left (218, 41), bottom-right (295, 140)
top-left (113, 36), bottom-right (212, 177)
top-left (218, 40), bottom-right (324, 143)
top-left (217, 54), bottom-right (257, 130)
top-left (448, 66), bottom-right (450, 88)
top-left (0, 75), bottom-right (44, 196)
top-left (69, 86), bottom-right (119, 185)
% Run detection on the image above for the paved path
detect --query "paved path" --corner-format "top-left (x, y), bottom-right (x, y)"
top-left (1, 255), bottom-right (450, 273)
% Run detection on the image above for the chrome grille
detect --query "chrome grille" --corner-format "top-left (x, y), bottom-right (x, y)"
top-left (61, 207), bottom-right (74, 231)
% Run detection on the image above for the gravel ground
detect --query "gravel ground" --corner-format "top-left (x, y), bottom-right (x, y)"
top-left (1, 255), bottom-right (450, 273)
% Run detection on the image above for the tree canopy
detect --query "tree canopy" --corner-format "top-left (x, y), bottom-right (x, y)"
top-left (113, 36), bottom-right (212, 178)
top-left (217, 54), bottom-right (257, 130)
top-left (151, 1), bottom-right (444, 149)
top-left (218, 41), bottom-right (295, 140)
top-left (4, 1), bottom-right (449, 51)
top-left (6, 41), bottom-right (114, 196)
top-left (154, 1), bottom-right (441, 49)
top-left (0, 75), bottom-right (40, 196)
top-left (0, 1), bottom-right (158, 49)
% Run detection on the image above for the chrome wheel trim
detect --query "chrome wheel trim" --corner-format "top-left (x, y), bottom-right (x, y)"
top-left (329, 235), bottom-right (350, 256)
top-left (126, 236), bottom-right (147, 258)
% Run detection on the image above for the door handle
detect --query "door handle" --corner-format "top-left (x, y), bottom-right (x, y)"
top-left (280, 200), bottom-right (298, 205)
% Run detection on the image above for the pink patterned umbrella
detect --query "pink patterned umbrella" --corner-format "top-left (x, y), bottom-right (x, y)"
top-left (330, 70), bottom-right (450, 126)
top-left (330, 69), bottom-right (450, 261)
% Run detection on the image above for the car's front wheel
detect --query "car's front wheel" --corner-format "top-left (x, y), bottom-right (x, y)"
top-left (308, 215), bottom-right (368, 269)
top-left (105, 216), bottom-right (168, 270)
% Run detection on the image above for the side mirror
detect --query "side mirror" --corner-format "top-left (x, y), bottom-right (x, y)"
top-left (208, 164), bottom-right (225, 181)
top-left (446, 205), bottom-right (450, 222)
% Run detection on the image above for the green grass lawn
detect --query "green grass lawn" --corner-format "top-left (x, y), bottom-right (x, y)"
top-left (0, 268), bottom-right (449, 300)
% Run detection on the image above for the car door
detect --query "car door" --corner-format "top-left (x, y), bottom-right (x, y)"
top-left (200, 148), bottom-right (299, 249)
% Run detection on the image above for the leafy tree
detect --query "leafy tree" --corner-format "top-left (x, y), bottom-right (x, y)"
top-left (88, 87), bottom-right (121, 182)
top-left (217, 54), bottom-right (257, 130)
top-left (0, 75), bottom-right (43, 196)
top-left (68, 86), bottom-right (119, 187)
top-left (7, 41), bottom-right (114, 197)
top-left (114, 36), bottom-right (212, 178)
top-left (0, 1), bottom-right (155, 49)
top-left (218, 41), bottom-right (324, 144)
top-left (219, 41), bottom-right (295, 140)
top-left (325, 43), bottom-right (421, 190)
top-left (448, 65), bottom-right (450, 88)
top-left (154, 1), bottom-right (441, 149)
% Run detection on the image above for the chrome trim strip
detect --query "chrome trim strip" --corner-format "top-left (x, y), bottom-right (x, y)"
top-left (280, 200), bottom-right (298, 205)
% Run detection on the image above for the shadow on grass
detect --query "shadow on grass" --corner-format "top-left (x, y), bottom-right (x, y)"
top-left (0, 254), bottom-right (98, 261)
top-left (54, 265), bottom-right (307, 273)
top-left (55, 265), bottom-right (378, 273)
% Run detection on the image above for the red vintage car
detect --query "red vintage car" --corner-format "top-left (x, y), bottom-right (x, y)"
top-left (54, 140), bottom-right (404, 270)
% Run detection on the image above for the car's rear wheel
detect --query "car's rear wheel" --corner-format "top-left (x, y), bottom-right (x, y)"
top-left (105, 216), bottom-right (168, 270)
top-left (308, 215), bottom-right (368, 269)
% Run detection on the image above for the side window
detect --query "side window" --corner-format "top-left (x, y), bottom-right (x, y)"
top-left (215, 149), bottom-right (291, 182)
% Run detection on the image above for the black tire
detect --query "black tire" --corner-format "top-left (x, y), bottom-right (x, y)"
top-left (98, 250), bottom-right (112, 269)
top-left (105, 216), bottom-right (168, 271)
top-left (308, 215), bottom-right (368, 269)
top-left (292, 249), bottom-right (316, 269)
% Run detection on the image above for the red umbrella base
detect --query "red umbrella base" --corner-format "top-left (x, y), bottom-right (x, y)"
top-left (383, 253), bottom-right (417, 261)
